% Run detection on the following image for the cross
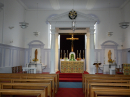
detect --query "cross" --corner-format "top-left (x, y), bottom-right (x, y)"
top-left (66, 34), bottom-right (79, 52)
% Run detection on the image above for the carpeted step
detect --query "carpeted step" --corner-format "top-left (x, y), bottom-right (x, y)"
top-left (59, 78), bottom-right (82, 82)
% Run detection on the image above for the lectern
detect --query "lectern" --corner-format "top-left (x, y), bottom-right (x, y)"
top-left (93, 63), bottom-right (101, 74)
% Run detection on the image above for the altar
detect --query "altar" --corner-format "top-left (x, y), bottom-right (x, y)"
top-left (60, 60), bottom-right (84, 73)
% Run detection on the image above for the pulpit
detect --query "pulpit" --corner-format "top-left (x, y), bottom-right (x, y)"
top-left (93, 63), bottom-right (101, 74)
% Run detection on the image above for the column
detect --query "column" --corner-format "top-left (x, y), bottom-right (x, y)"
top-left (86, 33), bottom-right (90, 72)
top-left (86, 28), bottom-right (95, 74)
top-left (89, 29), bottom-right (95, 74)
top-left (55, 33), bottom-right (59, 72)
top-left (50, 29), bottom-right (56, 73)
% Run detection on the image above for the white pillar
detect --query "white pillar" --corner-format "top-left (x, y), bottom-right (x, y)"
top-left (86, 33), bottom-right (90, 72)
top-left (50, 29), bottom-right (56, 73)
top-left (89, 29), bottom-right (95, 74)
top-left (86, 28), bottom-right (95, 74)
top-left (55, 33), bottom-right (59, 72)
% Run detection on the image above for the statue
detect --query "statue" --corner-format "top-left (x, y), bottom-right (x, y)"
top-left (33, 49), bottom-right (38, 62)
top-left (35, 49), bottom-right (38, 60)
top-left (108, 50), bottom-right (114, 63)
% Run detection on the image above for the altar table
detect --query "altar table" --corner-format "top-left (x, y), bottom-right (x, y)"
top-left (60, 61), bottom-right (84, 73)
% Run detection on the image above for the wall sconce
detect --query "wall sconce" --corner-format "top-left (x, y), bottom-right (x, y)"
top-left (119, 22), bottom-right (129, 29)
top-left (19, 22), bottom-right (29, 29)
top-left (33, 31), bottom-right (40, 37)
top-left (108, 32), bottom-right (113, 37)
top-left (0, 3), bottom-right (4, 10)
top-left (9, 26), bottom-right (14, 29)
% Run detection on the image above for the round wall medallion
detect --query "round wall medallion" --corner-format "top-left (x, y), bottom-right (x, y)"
top-left (68, 9), bottom-right (77, 20)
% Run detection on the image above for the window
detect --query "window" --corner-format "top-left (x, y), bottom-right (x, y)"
top-left (48, 24), bottom-right (51, 48)
top-left (94, 22), bottom-right (97, 48)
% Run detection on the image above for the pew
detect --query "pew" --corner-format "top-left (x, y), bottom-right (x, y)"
top-left (0, 83), bottom-right (48, 97)
top-left (12, 79), bottom-right (53, 97)
top-left (89, 83), bottom-right (130, 97)
top-left (85, 79), bottom-right (129, 97)
top-left (0, 89), bottom-right (45, 97)
top-left (0, 73), bottom-right (59, 92)
top-left (83, 75), bottom-right (130, 93)
top-left (95, 91), bottom-right (130, 97)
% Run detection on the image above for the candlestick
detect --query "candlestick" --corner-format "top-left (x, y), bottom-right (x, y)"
top-left (64, 50), bottom-right (65, 59)
top-left (80, 50), bottom-right (81, 58)
top-left (77, 50), bottom-right (78, 58)
top-left (61, 50), bottom-right (62, 59)
top-left (79, 53), bottom-right (80, 58)
top-left (67, 50), bottom-right (68, 58)
top-left (40, 56), bottom-right (41, 63)
top-left (30, 56), bottom-right (31, 63)
top-left (83, 50), bottom-right (84, 59)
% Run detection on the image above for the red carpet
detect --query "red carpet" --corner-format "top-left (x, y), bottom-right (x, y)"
top-left (56, 71), bottom-right (89, 82)
top-left (55, 88), bottom-right (85, 97)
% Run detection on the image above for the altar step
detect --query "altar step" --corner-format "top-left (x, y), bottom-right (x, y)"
top-left (57, 71), bottom-right (89, 82)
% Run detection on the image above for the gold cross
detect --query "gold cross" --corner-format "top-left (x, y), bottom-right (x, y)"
top-left (66, 34), bottom-right (79, 52)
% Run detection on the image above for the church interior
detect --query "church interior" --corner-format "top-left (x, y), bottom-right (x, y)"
top-left (0, 0), bottom-right (130, 97)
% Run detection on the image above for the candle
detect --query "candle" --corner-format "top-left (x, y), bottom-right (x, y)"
top-left (79, 53), bottom-right (80, 58)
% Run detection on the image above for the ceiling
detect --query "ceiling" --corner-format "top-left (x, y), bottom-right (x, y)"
top-left (19, 0), bottom-right (129, 10)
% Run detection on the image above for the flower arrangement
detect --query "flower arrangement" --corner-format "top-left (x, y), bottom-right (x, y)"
top-left (108, 59), bottom-right (114, 63)
top-left (32, 58), bottom-right (38, 62)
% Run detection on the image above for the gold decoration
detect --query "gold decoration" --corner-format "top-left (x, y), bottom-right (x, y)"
top-left (66, 34), bottom-right (79, 52)
top-left (33, 49), bottom-right (39, 62)
top-left (108, 50), bottom-right (114, 63)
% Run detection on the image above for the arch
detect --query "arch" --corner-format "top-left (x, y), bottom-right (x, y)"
top-left (28, 40), bottom-right (44, 46)
top-left (101, 40), bottom-right (118, 46)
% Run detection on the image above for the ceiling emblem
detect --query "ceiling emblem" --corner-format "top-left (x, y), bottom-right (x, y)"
top-left (68, 9), bottom-right (77, 20)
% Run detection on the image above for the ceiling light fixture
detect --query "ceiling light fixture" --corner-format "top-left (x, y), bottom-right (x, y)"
top-left (68, 0), bottom-right (77, 32)
top-left (107, 3), bottom-right (113, 37)
top-left (19, 9), bottom-right (29, 29)
top-left (119, 9), bottom-right (129, 29)
top-left (33, 3), bottom-right (40, 36)
top-left (0, 3), bottom-right (4, 10)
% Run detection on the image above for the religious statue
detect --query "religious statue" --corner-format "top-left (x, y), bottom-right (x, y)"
top-left (33, 49), bottom-right (38, 62)
top-left (108, 50), bottom-right (114, 63)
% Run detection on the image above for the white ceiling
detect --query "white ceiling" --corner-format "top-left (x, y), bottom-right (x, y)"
top-left (19, 0), bottom-right (129, 10)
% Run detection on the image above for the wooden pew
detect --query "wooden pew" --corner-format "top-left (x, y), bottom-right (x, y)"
top-left (83, 75), bottom-right (130, 93)
top-left (0, 83), bottom-right (48, 97)
top-left (95, 91), bottom-right (130, 97)
top-left (89, 83), bottom-right (130, 97)
top-left (0, 89), bottom-right (45, 97)
top-left (12, 79), bottom-right (53, 97)
top-left (0, 73), bottom-right (59, 92)
top-left (85, 79), bottom-right (129, 97)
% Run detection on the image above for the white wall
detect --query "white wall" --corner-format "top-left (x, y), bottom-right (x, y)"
top-left (123, 2), bottom-right (130, 49)
top-left (24, 9), bottom-right (123, 49)
top-left (0, 0), bottom-right (25, 47)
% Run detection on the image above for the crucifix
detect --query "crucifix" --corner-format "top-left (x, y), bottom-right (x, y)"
top-left (66, 34), bottom-right (79, 52)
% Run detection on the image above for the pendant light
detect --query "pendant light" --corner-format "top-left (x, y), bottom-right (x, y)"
top-left (119, 9), bottom-right (129, 29)
top-left (33, 3), bottom-right (40, 36)
top-left (107, 3), bottom-right (113, 37)
top-left (19, 9), bottom-right (29, 29)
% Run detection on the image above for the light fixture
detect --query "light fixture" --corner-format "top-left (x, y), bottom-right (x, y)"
top-left (119, 9), bottom-right (129, 29)
top-left (33, 32), bottom-right (40, 37)
top-left (33, 3), bottom-right (40, 36)
top-left (119, 22), bottom-right (129, 29)
top-left (0, 3), bottom-right (4, 10)
top-left (19, 9), bottom-right (29, 29)
top-left (68, 0), bottom-right (77, 32)
top-left (19, 22), bottom-right (29, 29)
top-left (107, 3), bottom-right (113, 37)
top-left (108, 32), bottom-right (113, 37)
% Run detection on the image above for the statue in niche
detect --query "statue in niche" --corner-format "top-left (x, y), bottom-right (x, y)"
top-left (33, 49), bottom-right (38, 62)
top-left (108, 50), bottom-right (114, 63)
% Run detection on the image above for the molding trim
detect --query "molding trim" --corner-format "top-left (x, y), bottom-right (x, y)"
top-left (17, 0), bottom-right (28, 10)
